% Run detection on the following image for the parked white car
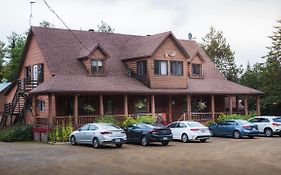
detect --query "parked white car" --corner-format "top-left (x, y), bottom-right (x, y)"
top-left (167, 121), bottom-right (211, 142)
top-left (69, 123), bottom-right (127, 148)
top-left (249, 116), bottom-right (281, 137)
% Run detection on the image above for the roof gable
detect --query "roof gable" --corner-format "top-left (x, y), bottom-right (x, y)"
top-left (78, 44), bottom-right (109, 60)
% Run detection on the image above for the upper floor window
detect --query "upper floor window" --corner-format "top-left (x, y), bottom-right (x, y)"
top-left (137, 60), bottom-right (147, 76)
top-left (25, 63), bottom-right (44, 83)
top-left (154, 60), bottom-right (168, 75)
top-left (171, 61), bottom-right (183, 76)
top-left (191, 64), bottom-right (202, 76)
top-left (91, 59), bottom-right (103, 73)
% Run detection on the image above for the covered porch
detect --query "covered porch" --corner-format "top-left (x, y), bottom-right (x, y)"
top-left (32, 93), bottom-right (261, 128)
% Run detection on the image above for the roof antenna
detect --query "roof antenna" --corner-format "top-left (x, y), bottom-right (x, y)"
top-left (188, 33), bottom-right (196, 40)
top-left (29, 1), bottom-right (36, 27)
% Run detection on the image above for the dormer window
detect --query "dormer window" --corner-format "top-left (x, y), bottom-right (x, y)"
top-left (91, 59), bottom-right (103, 73)
top-left (137, 60), bottom-right (147, 76)
top-left (191, 63), bottom-right (202, 76)
top-left (154, 60), bottom-right (168, 75)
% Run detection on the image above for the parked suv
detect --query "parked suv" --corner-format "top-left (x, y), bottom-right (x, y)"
top-left (249, 116), bottom-right (281, 137)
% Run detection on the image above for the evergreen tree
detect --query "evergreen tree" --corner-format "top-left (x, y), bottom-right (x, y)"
top-left (97, 21), bottom-right (115, 33)
top-left (0, 40), bottom-right (5, 80)
top-left (39, 20), bottom-right (55, 28)
top-left (200, 27), bottom-right (242, 82)
top-left (3, 32), bottom-right (26, 81)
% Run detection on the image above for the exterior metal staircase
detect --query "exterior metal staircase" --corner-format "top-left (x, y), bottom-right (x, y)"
top-left (0, 78), bottom-right (38, 129)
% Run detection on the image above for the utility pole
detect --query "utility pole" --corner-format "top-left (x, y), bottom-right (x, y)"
top-left (29, 1), bottom-right (36, 27)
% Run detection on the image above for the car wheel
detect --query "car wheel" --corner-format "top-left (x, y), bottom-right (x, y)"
top-left (92, 138), bottom-right (100, 148)
top-left (162, 141), bottom-right (169, 146)
top-left (233, 130), bottom-right (241, 139)
top-left (70, 136), bottom-right (77, 145)
top-left (115, 143), bottom-right (123, 148)
top-left (249, 135), bottom-right (254, 139)
top-left (264, 128), bottom-right (273, 137)
top-left (200, 139), bottom-right (207, 142)
top-left (181, 133), bottom-right (189, 143)
top-left (141, 136), bottom-right (149, 146)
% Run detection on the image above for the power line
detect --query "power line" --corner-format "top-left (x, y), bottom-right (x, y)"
top-left (42, 0), bottom-right (126, 74)
top-left (42, 0), bottom-right (91, 52)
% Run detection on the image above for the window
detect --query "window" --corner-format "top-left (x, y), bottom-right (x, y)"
top-left (38, 64), bottom-right (44, 83)
top-left (154, 60), bottom-right (168, 75)
top-left (79, 124), bottom-right (90, 131)
top-left (37, 100), bottom-right (45, 112)
top-left (91, 59), bottom-right (103, 73)
top-left (192, 64), bottom-right (202, 76)
top-left (89, 125), bottom-right (98, 130)
top-left (33, 64), bottom-right (38, 80)
top-left (170, 61), bottom-right (183, 76)
top-left (137, 60), bottom-right (147, 76)
top-left (105, 100), bottom-right (113, 114)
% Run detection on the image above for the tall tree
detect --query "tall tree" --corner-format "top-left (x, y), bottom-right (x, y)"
top-left (97, 21), bottom-right (115, 33)
top-left (260, 20), bottom-right (281, 115)
top-left (0, 40), bottom-right (5, 80)
top-left (39, 20), bottom-right (55, 28)
top-left (3, 32), bottom-right (26, 81)
top-left (240, 20), bottom-right (281, 115)
top-left (200, 27), bottom-right (242, 82)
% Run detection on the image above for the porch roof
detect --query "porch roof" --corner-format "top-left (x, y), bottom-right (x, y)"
top-left (30, 75), bottom-right (262, 95)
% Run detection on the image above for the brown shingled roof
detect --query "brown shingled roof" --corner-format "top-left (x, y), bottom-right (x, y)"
top-left (30, 27), bottom-right (262, 95)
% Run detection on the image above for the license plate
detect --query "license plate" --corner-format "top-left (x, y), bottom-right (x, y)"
top-left (115, 139), bottom-right (120, 142)
top-left (163, 137), bottom-right (168, 140)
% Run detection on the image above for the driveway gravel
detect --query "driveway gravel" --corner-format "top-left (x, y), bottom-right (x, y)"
top-left (0, 137), bottom-right (281, 175)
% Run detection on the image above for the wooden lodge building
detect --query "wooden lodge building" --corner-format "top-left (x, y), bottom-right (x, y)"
top-left (0, 27), bottom-right (262, 131)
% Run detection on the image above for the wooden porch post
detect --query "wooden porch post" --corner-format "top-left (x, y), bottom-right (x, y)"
top-left (256, 95), bottom-right (261, 116)
top-left (236, 95), bottom-right (239, 112)
top-left (146, 95), bottom-right (150, 113)
top-left (168, 95), bottom-right (172, 122)
top-left (229, 95), bottom-right (233, 114)
top-left (244, 95), bottom-right (249, 115)
top-left (48, 94), bottom-right (53, 129)
top-left (211, 95), bottom-right (215, 121)
top-left (74, 95), bottom-right (78, 127)
top-left (151, 95), bottom-right (155, 117)
top-left (124, 94), bottom-right (128, 116)
top-left (99, 94), bottom-right (104, 115)
top-left (32, 95), bottom-right (37, 118)
top-left (187, 95), bottom-right (191, 120)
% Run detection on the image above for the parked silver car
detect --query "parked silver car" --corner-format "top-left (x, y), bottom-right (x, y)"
top-left (69, 123), bottom-right (127, 148)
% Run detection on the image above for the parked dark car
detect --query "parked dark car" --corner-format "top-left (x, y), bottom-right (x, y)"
top-left (125, 123), bottom-right (173, 146)
top-left (209, 119), bottom-right (259, 139)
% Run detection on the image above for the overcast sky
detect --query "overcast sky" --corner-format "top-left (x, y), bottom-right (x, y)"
top-left (0, 0), bottom-right (280, 67)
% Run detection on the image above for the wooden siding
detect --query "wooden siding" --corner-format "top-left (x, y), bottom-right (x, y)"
top-left (19, 36), bottom-right (52, 80)
top-left (149, 36), bottom-right (188, 89)
top-left (81, 48), bottom-right (107, 75)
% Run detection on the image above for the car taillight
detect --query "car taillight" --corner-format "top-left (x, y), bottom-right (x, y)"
top-left (242, 125), bottom-right (251, 129)
top-left (272, 123), bottom-right (281, 126)
top-left (149, 130), bottom-right (157, 134)
top-left (100, 131), bottom-right (112, 135)
top-left (190, 128), bottom-right (200, 131)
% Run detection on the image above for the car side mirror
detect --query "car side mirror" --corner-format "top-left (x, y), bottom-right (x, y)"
top-left (78, 129), bottom-right (81, 131)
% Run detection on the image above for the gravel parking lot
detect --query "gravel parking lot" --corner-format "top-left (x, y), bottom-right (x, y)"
top-left (0, 137), bottom-right (281, 175)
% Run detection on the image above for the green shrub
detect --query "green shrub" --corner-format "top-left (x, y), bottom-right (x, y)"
top-left (0, 124), bottom-right (33, 142)
top-left (96, 115), bottom-right (118, 125)
top-left (48, 120), bottom-right (73, 143)
top-left (217, 113), bottom-right (254, 122)
top-left (122, 116), bottom-right (137, 128)
top-left (136, 115), bottom-right (156, 124)
top-left (122, 115), bottom-right (156, 128)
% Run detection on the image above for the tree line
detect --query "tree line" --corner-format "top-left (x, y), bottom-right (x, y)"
top-left (0, 20), bottom-right (280, 115)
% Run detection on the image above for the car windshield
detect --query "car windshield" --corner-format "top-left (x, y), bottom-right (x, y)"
top-left (99, 124), bottom-right (120, 130)
top-left (186, 122), bottom-right (204, 127)
top-left (273, 117), bottom-right (281, 122)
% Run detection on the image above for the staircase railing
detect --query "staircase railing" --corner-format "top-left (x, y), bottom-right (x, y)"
top-left (0, 78), bottom-right (38, 129)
